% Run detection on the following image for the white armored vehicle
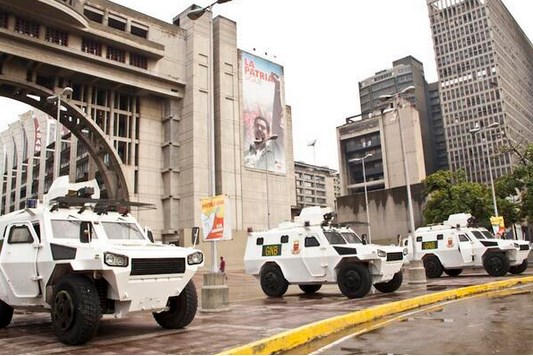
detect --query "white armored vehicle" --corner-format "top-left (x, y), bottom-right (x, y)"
top-left (0, 177), bottom-right (204, 345)
top-left (244, 207), bottom-right (406, 299)
top-left (404, 213), bottom-right (529, 278)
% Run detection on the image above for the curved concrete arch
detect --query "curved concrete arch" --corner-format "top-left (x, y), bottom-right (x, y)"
top-left (0, 75), bottom-right (129, 200)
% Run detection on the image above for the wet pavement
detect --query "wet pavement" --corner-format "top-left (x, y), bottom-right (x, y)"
top-left (1, 267), bottom-right (532, 354)
top-left (313, 284), bottom-right (533, 355)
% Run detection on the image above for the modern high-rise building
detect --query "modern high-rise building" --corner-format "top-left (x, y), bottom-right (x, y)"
top-left (359, 56), bottom-right (437, 174)
top-left (428, 82), bottom-right (449, 172)
top-left (427, 0), bottom-right (533, 183)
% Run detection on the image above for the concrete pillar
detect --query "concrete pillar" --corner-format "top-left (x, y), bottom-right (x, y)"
top-left (408, 260), bottom-right (427, 285)
top-left (200, 272), bottom-right (229, 312)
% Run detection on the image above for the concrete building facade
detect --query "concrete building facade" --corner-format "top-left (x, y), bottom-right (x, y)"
top-left (337, 105), bottom-right (427, 196)
top-left (0, 0), bottom-right (296, 269)
top-left (427, 0), bottom-right (533, 183)
top-left (294, 161), bottom-right (339, 211)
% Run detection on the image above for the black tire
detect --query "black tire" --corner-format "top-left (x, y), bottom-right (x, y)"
top-left (153, 280), bottom-right (198, 329)
top-left (298, 284), bottom-right (322, 294)
top-left (374, 271), bottom-right (403, 293)
top-left (337, 263), bottom-right (372, 299)
top-left (51, 275), bottom-right (102, 345)
top-left (260, 264), bottom-right (289, 297)
top-left (0, 300), bottom-right (13, 329)
top-left (423, 255), bottom-right (444, 278)
top-left (509, 259), bottom-right (528, 275)
top-left (483, 253), bottom-right (510, 277)
top-left (444, 268), bottom-right (463, 277)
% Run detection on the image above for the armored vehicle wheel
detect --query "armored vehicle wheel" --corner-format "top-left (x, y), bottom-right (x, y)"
top-left (298, 284), bottom-right (322, 294)
top-left (444, 268), bottom-right (463, 277)
top-left (153, 280), bottom-right (198, 329)
top-left (337, 263), bottom-right (372, 299)
top-left (483, 253), bottom-right (510, 276)
top-left (423, 255), bottom-right (444, 278)
top-left (260, 264), bottom-right (289, 297)
top-left (374, 271), bottom-right (403, 293)
top-left (0, 300), bottom-right (14, 328)
top-left (51, 275), bottom-right (102, 345)
top-left (509, 259), bottom-right (528, 275)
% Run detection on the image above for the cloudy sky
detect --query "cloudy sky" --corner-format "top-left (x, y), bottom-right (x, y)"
top-left (1, 0), bottom-right (531, 170)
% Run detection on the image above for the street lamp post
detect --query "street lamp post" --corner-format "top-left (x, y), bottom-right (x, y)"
top-left (187, 0), bottom-right (232, 274)
top-left (46, 87), bottom-right (73, 181)
top-left (379, 86), bottom-right (426, 284)
top-left (259, 135), bottom-right (278, 229)
top-left (469, 122), bottom-right (500, 217)
top-left (187, 0), bottom-right (232, 312)
top-left (349, 153), bottom-right (373, 243)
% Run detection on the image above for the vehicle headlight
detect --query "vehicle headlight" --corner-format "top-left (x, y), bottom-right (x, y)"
top-left (403, 248), bottom-right (408, 256)
top-left (513, 243), bottom-right (520, 249)
top-left (104, 252), bottom-right (129, 267)
top-left (377, 249), bottom-right (387, 258)
top-left (187, 251), bottom-right (204, 265)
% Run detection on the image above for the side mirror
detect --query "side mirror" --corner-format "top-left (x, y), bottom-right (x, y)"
top-left (144, 227), bottom-right (154, 243)
top-left (80, 222), bottom-right (92, 243)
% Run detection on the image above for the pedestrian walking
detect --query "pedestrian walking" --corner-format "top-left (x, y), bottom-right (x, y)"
top-left (219, 256), bottom-right (226, 273)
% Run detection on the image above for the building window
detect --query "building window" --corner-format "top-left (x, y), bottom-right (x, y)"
top-left (108, 14), bottom-right (126, 31)
top-left (82, 38), bottom-right (102, 56)
top-left (15, 17), bottom-right (39, 38)
top-left (107, 46), bottom-right (125, 63)
top-left (131, 22), bottom-right (148, 38)
top-left (45, 27), bottom-right (68, 46)
top-left (130, 53), bottom-right (147, 69)
top-left (0, 11), bottom-right (8, 29)
top-left (84, 6), bottom-right (104, 23)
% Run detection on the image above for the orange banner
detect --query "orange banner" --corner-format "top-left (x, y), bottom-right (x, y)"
top-left (200, 195), bottom-right (232, 241)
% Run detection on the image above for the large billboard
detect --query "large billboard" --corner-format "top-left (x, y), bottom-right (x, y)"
top-left (241, 51), bottom-right (285, 173)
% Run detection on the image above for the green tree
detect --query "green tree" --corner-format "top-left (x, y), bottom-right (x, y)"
top-left (423, 170), bottom-right (492, 225)
top-left (495, 144), bottom-right (533, 223)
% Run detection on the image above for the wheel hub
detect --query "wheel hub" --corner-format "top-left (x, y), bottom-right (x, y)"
top-left (53, 291), bottom-right (75, 331)
top-left (344, 270), bottom-right (361, 289)
top-left (266, 272), bottom-right (277, 289)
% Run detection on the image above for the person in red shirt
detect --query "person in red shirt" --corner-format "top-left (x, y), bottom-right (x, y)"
top-left (219, 256), bottom-right (226, 273)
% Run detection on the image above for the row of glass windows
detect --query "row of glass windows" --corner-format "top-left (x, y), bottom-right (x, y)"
top-left (433, 18), bottom-right (488, 46)
top-left (83, 6), bottom-right (149, 39)
top-left (295, 173), bottom-right (326, 183)
top-left (430, 1), bottom-right (486, 34)
top-left (297, 196), bottom-right (327, 205)
top-left (0, 11), bottom-right (148, 70)
top-left (438, 53), bottom-right (494, 79)
top-left (434, 20), bottom-right (489, 57)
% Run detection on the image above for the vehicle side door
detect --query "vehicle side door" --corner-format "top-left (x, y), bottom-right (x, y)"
top-left (0, 223), bottom-right (41, 298)
top-left (301, 232), bottom-right (327, 277)
top-left (457, 233), bottom-right (474, 264)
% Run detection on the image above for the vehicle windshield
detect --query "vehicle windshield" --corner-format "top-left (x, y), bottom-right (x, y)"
top-left (479, 229), bottom-right (496, 239)
top-left (340, 232), bottom-right (363, 244)
top-left (101, 222), bottom-right (145, 241)
top-left (323, 231), bottom-right (346, 245)
top-left (470, 230), bottom-right (485, 240)
top-left (469, 229), bottom-right (495, 240)
top-left (51, 220), bottom-right (96, 240)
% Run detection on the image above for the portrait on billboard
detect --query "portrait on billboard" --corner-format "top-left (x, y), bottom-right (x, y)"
top-left (241, 51), bottom-right (286, 173)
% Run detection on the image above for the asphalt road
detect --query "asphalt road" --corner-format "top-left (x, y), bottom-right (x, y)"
top-left (0, 267), bottom-right (531, 354)
top-left (311, 284), bottom-right (533, 355)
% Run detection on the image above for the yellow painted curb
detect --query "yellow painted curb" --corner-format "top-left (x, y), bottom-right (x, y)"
top-left (219, 276), bottom-right (533, 355)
